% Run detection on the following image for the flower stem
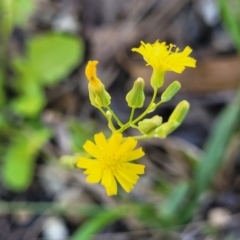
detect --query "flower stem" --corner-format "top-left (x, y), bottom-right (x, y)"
top-left (155, 100), bottom-right (164, 108)
top-left (107, 106), bottom-right (123, 127)
top-left (132, 135), bottom-right (152, 140)
top-left (118, 89), bottom-right (158, 133)
top-left (129, 108), bottom-right (135, 123)
top-left (98, 107), bottom-right (108, 118)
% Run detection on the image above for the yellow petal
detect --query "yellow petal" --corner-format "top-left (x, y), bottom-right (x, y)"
top-left (76, 157), bottom-right (96, 169)
top-left (106, 174), bottom-right (117, 196)
top-left (117, 166), bottom-right (139, 184)
top-left (101, 168), bottom-right (113, 187)
top-left (94, 132), bottom-right (107, 151)
top-left (84, 164), bottom-right (100, 174)
top-left (122, 163), bottom-right (145, 174)
top-left (83, 140), bottom-right (102, 159)
top-left (117, 137), bottom-right (137, 156)
top-left (182, 46), bottom-right (192, 56)
top-left (85, 60), bottom-right (98, 79)
top-left (107, 133), bottom-right (122, 150)
top-left (114, 171), bottom-right (134, 193)
top-left (122, 148), bottom-right (145, 162)
top-left (86, 169), bottom-right (103, 183)
top-left (85, 61), bottom-right (102, 88)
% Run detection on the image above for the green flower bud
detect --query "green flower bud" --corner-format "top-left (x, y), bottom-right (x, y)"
top-left (161, 81), bottom-right (181, 102)
top-left (106, 111), bottom-right (116, 131)
top-left (154, 121), bottom-right (179, 138)
top-left (126, 78), bottom-right (145, 108)
top-left (169, 100), bottom-right (190, 125)
top-left (106, 110), bottom-right (112, 120)
top-left (150, 69), bottom-right (165, 90)
top-left (88, 83), bottom-right (111, 108)
top-left (138, 116), bottom-right (162, 135)
top-left (60, 155), bottom-right (78, 168)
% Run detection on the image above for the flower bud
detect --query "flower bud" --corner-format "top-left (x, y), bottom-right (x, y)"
top-left (154, 121), bottom-right (179, 138)
top-left (138, 116), bottom-right (162, 135)
top-left (60, 155), bottom-right (78, 168)
top-left (106, 110), bottom-right (112, 120)
top-left (88, 83), bottom-right (111, 108)
top-left (85, 60), bottom-right (111, 108)
top-left (126, 78), bottom-right (145, 108)
top-left (161, 81), bottom-right (181, 102)
top-left (169, 100), bottom-right (190, 125)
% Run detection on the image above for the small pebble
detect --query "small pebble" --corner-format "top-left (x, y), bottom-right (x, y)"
top-left (208, 207), bottom-right (231, 228)
top-left (42, 216), bottom-right (69, 240)
top-left (52, 14), bottom-right (79, 34)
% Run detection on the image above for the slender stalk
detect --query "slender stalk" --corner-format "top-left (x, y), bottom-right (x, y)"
top-left (129, 108), bottom-right (135, 123)
top-left (155, 100), bottom-right (164, 108)
top-left (118, 89), bottom-right (158, 133)
top-left (132, 135), bottom-right (152, 140)
top-left (97, 107), bottom-right (116, 132)
top-left (107, 117), bottom-right (116, 132)
top-left (97, 107), bottom-right (108, 118)
top-left (106, 106), bottom-right (123, 127)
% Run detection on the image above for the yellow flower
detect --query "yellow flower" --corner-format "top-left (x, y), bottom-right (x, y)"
top-left (77, 132), bottom-right (145, 196)
top-left (132, 41), bottom-right (196, 74)
top-left (85, 60), bottom-right (111, 107)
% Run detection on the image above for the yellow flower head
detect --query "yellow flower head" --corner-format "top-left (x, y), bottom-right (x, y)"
top-left (77, 132), bottom-right (145, 196)
top-left (85, 60), bottom-right (111, 107)
top-left (85, 60), bottom-right (102, 88)
top-left (132, 41), bottom-right (196, 74)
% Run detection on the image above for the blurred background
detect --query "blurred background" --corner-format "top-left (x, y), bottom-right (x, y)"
top-left (1, 0), bottom-right (240, 239)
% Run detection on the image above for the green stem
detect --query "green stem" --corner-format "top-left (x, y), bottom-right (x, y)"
top-left (132, 135), bottom-right (152, 140)
top-left (106, 106), bottom-right (123, 127)
top-left (118, 89), bottom-right (158, 133)
top-left (107, 118), bottom-right (116, 132)
top-left (97, 107), bottom-right (116, 132)
top-left (98, 107), bottom-right (108, 118)
top-left (155, 100), bottom-right (164, 108)
top-left (129, 108), bottom-right (135, 122)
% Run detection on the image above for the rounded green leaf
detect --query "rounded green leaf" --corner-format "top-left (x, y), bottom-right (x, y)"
top-left (27, 33), bottom-right (84, 86)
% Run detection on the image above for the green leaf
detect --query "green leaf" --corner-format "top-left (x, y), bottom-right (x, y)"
top-left (158, 181), bottom-right (189, 226)
top-left (195, 92), bottom-right (240, 194)
top-left (28, 33), bottom-right (84, 86)
top-left (11, 85), bottom-right (46, 117)
top-left (68, 119), bottom-right (96, 152)
top-left (12, 59), bottom-right (40, 88)
top-left (2, 128), bottom-right (51, 191)
top-left (71, 207), bottom-right (128, 240)
top-left (12, 33), bottom-right (84, 86)
top-left (217, 0), bottom-right (240, 51)
top-left (0, 70), bottom-right (5, 107)
top-left (12, 0), bottom-right (34, 26)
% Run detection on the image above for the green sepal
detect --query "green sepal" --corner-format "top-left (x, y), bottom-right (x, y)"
top-left (150, 69), bottom-right (165, 90)
top-left (138, 116), bottom-right (162, 135)
top-left (88, 83), bottom-right (111, 108)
